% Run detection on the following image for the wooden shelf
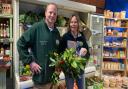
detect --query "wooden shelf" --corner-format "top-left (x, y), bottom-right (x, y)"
top-left (103, 46), bottom-right (126, 48)
top-left (104, 26), bottom-right (128, 29)
top-left (104, 17), bottom-right (128, 21)
top-left (0, 65), bottom-right (10, 69)
top-left (0, 59), bottom-right (11, 69)
top-left (102, 69), bottom-right (125, 72)
top-left (104, 36), bottom-right (127, 38)
top-left (0, 38), bottom-right (13, 43)
top-left (103, 57), bottom-right (126, 60)
top-left (0, 14), bottom-right (13, 18)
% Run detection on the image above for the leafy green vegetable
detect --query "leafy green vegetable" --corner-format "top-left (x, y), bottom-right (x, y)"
top-left (49, 48), bottom-right (87, 84)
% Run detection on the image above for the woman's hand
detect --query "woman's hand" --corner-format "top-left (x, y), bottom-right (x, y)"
top-left (79, 48), bottom-right (87, 56)
top-left (55, 67), bottom-right (62, 75)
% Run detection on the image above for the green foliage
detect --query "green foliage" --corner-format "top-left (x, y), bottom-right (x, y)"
top-left (86, 76), bottom-right (103, 89)
top-left (51, 72), bottom-right (59, 84)
top-left (56, 16), bottom-right (67, 26)
top-left (93, 83), bottom-right (103, 89)
top-left (49, 48), bottom-right (87, 84)
top-left (19, 14), bottom-right (25, 23)
top-left (20, 64), bottom-right (32, 76)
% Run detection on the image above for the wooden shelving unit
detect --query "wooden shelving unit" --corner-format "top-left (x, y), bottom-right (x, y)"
top-left (103, 16), bottom-right (128, 87)
top-left (0, 14), bottom-right (13, 89)
top-left (104, 17), bottom-right (128, 20)
top-left (102, 69), bottom-right (125, 72)
top-left (103, 57), bottom-right (126, 59)
top-left (103, 17), bottom-right (128, 75)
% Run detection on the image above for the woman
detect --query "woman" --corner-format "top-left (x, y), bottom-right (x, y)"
top-left (60, 15), bottom-right (90, 89)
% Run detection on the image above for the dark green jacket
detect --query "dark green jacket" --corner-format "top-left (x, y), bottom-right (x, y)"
top-left (17, 20), bottom-right (60, 84)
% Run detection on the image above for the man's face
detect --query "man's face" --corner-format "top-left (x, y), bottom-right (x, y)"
top-left (45, 4), bottom-right (57, 25)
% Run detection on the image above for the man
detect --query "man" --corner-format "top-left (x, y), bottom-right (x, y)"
top-left (17, 3), bottom-right (61, 89)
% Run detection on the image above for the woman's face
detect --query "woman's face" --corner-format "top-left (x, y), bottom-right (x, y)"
top-left (70, 16), bottom-right (79, 32)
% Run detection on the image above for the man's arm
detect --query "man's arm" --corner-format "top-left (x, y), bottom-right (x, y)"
top-left (17, 28), bottom-right (41, 74)
top-left (17, 30), bottom-right (34, 65)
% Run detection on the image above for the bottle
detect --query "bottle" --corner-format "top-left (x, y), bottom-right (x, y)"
top-left (0, 47), bottom-right (4, 55)
top-left (3, 23), bottom-right (7, 37)
top-left (0, 0), bottom-right (2, 14)
top-left (6, 21), bottom-right (9, 37)
top-left (0, 23), bottom-right (1, 37)
top-left (0, 23), bottom-right (3, 37)
top-left (5, 47), bottom-right (10, 56)
top-left (4, 47), bottom-right (10, 61)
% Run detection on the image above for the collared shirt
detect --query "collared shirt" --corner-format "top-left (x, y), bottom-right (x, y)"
top-left (48, 27), bottom-right (53, 32)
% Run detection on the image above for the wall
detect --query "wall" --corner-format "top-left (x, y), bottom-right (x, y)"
top-left (105, 0), bottom-right (128, 18)
top-left (70, 0), bottom-right (105, 14)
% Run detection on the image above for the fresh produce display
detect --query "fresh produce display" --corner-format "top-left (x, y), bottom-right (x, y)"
top-left (19, 64), bottom-right (32, 81)
top-left (19, 11), bottom-right (44, 31)
top-left (103, 74), bottom-right (128, 89)
top-left (20, 64), bottom-right (32, 76)
top-left (86, 76), bottom-right (103, 89)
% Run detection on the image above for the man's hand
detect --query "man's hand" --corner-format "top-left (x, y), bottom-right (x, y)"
top-left (30, 62), bottom-right (42, 74)
top-left (79, 48), bottom-right (87, 57)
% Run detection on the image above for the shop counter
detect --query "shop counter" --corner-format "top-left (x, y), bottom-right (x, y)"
top-left (20, 79), bottom-right (33, 89)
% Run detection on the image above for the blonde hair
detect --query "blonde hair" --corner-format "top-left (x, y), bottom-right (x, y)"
top-left (67, 14), bottom-right (80, 32)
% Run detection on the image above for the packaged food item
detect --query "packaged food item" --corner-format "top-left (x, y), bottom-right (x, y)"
top-left (120, 11), bottom-right (126, 19)
top-left (2, 3), bottom-right (12, 14)
top-left (0, 0), bottom-right (2, 14)
top-left (114, 12), bottom-right (120, 18)
top-left (103, 76), bottom-right (110, 88)
top-left (122, 77), bottom-right (128, 87)
top-left (115, 74), bottom-right (122, 88)
top-left (109, 76), bottom-right (116, 88)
